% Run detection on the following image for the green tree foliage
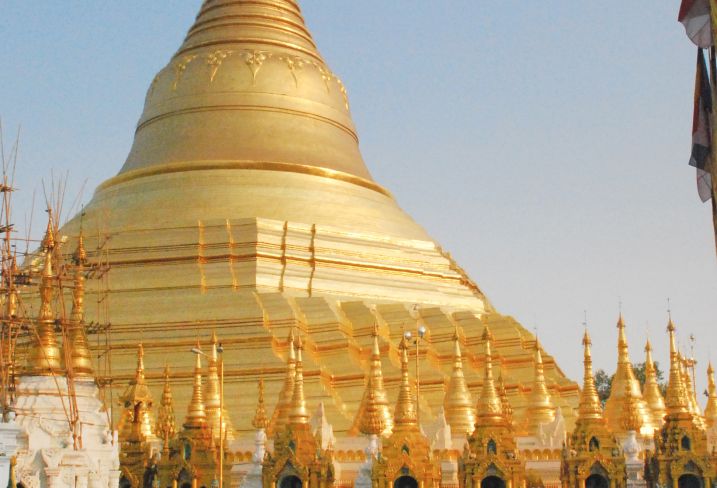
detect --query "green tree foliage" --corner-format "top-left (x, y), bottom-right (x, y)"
top-left (593, 361), bottom-right (666, 405)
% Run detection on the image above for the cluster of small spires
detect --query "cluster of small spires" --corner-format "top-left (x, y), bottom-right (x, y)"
top-left (15, 212), bottom-right (95, 379)
top-left (19, 220), bottom-right (712, 452)
top-left (574, 314), bottom-right (717, 435)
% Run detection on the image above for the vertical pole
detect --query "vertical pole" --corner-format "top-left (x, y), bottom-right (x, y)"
top-left (415, 338), bottom-right (420, 427)
top-left (710, 46), bottom-right (717, 253)
top-left (219, 356), bottom-right (224, 488)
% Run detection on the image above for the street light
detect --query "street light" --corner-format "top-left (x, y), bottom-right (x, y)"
top-left (191, 340), bottom-right (224, 488)
top-left (403, 323), bottom-right (427, 426)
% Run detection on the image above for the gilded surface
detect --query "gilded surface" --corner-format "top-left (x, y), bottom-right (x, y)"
top-left (603, 316), bottom-right (656, 436)
top-left (24, 0), bottom-right (580, 438)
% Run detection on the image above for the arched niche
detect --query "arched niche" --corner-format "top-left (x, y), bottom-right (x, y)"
top-left (481, 476), bottom-right (506, 488)
top-left (393, 476), bottom-right (418, 488)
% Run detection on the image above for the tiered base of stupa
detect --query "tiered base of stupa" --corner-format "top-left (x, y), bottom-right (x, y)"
top-left (13, 376), bottom-right (120, 488)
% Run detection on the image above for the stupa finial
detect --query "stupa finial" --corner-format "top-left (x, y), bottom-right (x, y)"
top-left (475, 327), bottom-right (504, 426)
top-left (26, 245), bottom-right (63, 375)
top-left (252, 378), bottom-right (269, 431)
top-left (157, 364), bottom-right (177, 451)
top-left (289, 334), bottom-right (309, 426)
top-left (205, 331), bottom-right (233, 440)
top-left (577, 329), bottom-right (603, 420)
top-left (354, 323), bottom-right (392, 436)
top-left (523, 338), bottom-right (555, 434)
top-left (272, 328), bottom-right (297, 435)
top-left (443, 326), bottom-right (475, 435)
top-left (665, 319), bottom-right (689, 416)
top-left (184, 342), bottom-right (207, 429)
top-left (393, 335), bottom-right (418, 429)
top-left (67, 237), bottom-right (93, 377)
top-left (118, 343), bottom-right (156, 442)
top-left (643, 338), bottom-right (666, 425)
top-left (705, 362), bottom-right (717, 428)
top-left (617, 313), bottom-right (631, 364)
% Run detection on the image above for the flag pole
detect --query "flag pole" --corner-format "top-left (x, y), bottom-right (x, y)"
top-left (710, 47), bottom-right (717, 253)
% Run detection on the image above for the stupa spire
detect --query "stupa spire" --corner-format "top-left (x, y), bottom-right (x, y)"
top-left (353, 324), bottom-right (392, 436)
top-left (604, 314), bottom-right (655, 434)
top-left (67, 230), bottom-right (93, 378)
top-left (705, 362), bottom-right (717, 428)
top-left (26, 221), bottom-right (63, 375)
top-left (288, 334), bottom-right (309, 426)
top-left (679, 354), bottom-right (704, 427)
top-left (642, 339), bottom-right (666, 426)
top-left (443, 327), bottom-right (475, 436)
top-left (497, 374), bottom-right (513, 428)
top-left (272, 329), bottom-right (297, 435)
top-left (118, 344), bottom-right (156, 440)
top-left (665, 319), bottom-right (690, 416)
top-left (523, 339), bottom-right (554, 434)
top-left (252, 378), bottom-right (269, 431)
top-left (205, 331), bottom-right (234, 441)
top-left (475, 327), bottom-right (504, 426)
top-left (393, 335), bottom-right (418, 429)
top-left (184, 343), bottom-right (207, 429)
top-left (577, 330), bottom-right (603, 421)
top-left (67, 233), bottom-right (94, 378)
top-left (156, 364), bottom-right (177, 451)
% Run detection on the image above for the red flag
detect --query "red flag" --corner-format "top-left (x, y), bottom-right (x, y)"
top-left (679, 0), bottom-right (713, 48)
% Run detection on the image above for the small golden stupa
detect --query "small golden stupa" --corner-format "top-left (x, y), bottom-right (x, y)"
top-left (44, 0), bottom-right (579, 434)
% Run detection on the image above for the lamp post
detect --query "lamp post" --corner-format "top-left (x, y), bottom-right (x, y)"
top-left (403, 323), bottom-right (427, 426)
top-left (191, 341), bottom-right (225, 488)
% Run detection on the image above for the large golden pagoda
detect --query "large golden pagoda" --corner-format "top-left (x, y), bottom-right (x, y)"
top-left (45, 0), bottom-right (579, 435)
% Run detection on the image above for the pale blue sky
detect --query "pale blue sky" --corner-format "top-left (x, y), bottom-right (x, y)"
top-left (2, 2), bottom-right (716, 397)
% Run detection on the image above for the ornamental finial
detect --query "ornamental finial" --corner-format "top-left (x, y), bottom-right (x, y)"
top-left (252, 378), bottom-right (270, 430)
top-left (271, 328), bottom-right (297, 435)
top-left (705, 362), bottom-right (717, 428)
top-left (665, 318), bottom-right (689, 416)
top-left (577, 329), bottom-right (603, 421)
top-left (444, 326), bottom-right (475, 435)
top-left (26, 247), bottom-right (63, 375)
top-left (354, 323), bottom-right (392, 436)
top-left (288, 334), bottom-right (309, 426)
top-left (475, 326), bottom-right (503, 426)
top-left (393, 335), bottom-right (418, 429)
top-left (184, 342), bottom-right (207, 429)
top-left (523, 338), bottom-right (555, 434)
top-left (643, 338), bottom-right (666, 426)
top-left (157, 364), bottom-right (177, 450)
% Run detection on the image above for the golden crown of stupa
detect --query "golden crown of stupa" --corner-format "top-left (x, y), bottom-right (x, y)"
top-left (46, 0), bottom-right (583, 436)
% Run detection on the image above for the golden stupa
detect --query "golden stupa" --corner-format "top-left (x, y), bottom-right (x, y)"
top-left (49, 0), bottom-right (579, 434)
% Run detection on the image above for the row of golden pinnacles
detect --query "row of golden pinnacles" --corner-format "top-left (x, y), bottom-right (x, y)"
top-left (113, 318), bottom-right (717, 488)
top-left (9, 218), bottom-right (717, 488)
